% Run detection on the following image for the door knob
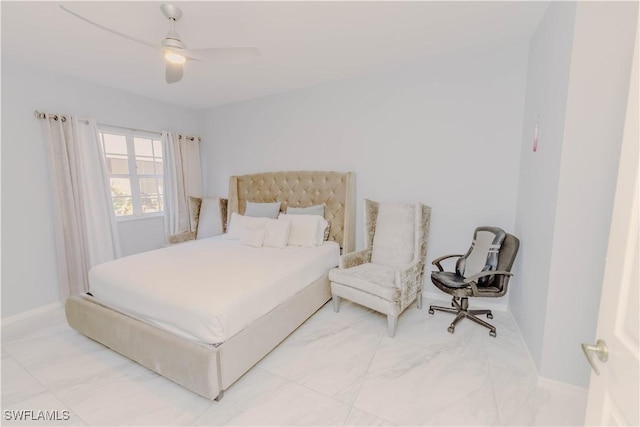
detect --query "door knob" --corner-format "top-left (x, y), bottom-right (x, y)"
top-left (581, 339), bottom-right (608, 375)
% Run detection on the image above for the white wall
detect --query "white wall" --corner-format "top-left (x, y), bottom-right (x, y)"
top-left (542, 2), bottom-right (638, 387)
top-left (513, 2), bottom-right (638, 387)
top-left (200, 40), bottom-right (529, 305)
top-left (511, 1), bottom-right (577, 377)
top-left (1, 60), bottom-right (200, 317)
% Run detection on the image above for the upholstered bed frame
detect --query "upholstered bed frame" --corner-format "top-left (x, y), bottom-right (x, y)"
top-left (65, 171), bottom-right (355, 401)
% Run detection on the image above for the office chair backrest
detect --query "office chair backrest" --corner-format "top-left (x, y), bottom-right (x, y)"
top-left (456, 226), bottom-right (507, 287)
top-left (497, 233), bottom-right (520, 291)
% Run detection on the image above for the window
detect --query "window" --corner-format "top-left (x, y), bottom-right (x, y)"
top-left (98, 127), bottom-right (163, 218)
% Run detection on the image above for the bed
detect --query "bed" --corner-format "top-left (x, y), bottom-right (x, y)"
top-left (65, 171), bottom-right (356, 401)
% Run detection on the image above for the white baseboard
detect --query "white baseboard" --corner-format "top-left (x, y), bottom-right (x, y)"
top-left (538, 376), bottom-right (588, 395)
top-left (1, 301), bottom-right (63, 325)
top-left (421, 290), bottom-right (508, 312)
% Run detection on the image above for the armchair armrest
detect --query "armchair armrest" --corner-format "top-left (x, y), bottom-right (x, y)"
top-left (167, 231), bottom-right (196, 245)
top-left (432, 254), bottom-right (464, 272)
top-left (394, 260), bottom-right (424, 289)
top-left (339, 249), bottom-right (372, 269)
top-left (463, 270), bottom-right (513, 296)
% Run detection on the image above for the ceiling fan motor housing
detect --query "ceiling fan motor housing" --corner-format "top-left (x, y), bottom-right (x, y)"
top-left (162, 29), bottom-right (186, 51)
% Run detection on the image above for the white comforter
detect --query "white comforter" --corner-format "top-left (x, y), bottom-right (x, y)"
top-left (89, 237), bottom-right (340, 344)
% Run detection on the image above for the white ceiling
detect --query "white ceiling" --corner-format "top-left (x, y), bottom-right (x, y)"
top-left (2, 1), bottom-right (549, 110)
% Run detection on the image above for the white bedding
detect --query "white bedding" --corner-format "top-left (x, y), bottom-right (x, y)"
top-left (89, 237), bottom-right (340, 344)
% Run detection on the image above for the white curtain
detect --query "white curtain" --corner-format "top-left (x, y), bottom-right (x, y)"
top-left (162, 131), bottom-right (202, 236)
top-left (42, 116), bottom-right (121, 298)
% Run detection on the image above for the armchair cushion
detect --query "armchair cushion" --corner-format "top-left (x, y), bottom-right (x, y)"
top-left (371, 203), bottom-right (416, 268)
top-left (329, 263), bottom-right (398, 301)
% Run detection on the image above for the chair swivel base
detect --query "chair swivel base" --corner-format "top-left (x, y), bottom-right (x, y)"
top-left (428, 297), bottom-right (497, 337)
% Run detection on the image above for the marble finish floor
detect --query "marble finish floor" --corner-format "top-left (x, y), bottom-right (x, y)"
top-left (1, 298), bottom-right (587, 426)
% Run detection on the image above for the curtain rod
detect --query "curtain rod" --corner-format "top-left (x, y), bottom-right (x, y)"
top-left (102, 122), bottom-right (201, 141)
top-left (34, 111), bottom-right (200, 141)
top-left (98, 121), bottom-right (160, 136)
top-left (34, 110), bottom-right (89, 125)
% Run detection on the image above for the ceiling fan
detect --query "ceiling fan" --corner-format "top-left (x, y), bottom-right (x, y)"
top-left (60, 3), bottom-right (259, 84)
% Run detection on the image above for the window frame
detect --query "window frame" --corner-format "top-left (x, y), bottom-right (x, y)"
top-left (98, 125), bottom-right (164, 220)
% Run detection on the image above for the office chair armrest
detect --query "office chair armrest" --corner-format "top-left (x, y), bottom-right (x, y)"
top-left (431, 254), bottom-right (464, 271)
top-left (464, 270), bottom-right (512, 296)
top-left (463, 270), bottom-right (513, 284)
top-left (339, 249), bottom-right (372, 269)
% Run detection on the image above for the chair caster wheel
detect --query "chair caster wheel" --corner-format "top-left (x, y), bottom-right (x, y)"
top-left (489, 330), bottom-right (496, 337)
top-left (447, 325), bottom-right (455, 334)
top-left (428, 308), bottom-right (434, 315)
top-left (487, 313), bottom-right (493, 319)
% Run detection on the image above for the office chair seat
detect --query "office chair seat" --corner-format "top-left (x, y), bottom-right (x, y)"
top-left (431, 271), bottom-right (467, 288)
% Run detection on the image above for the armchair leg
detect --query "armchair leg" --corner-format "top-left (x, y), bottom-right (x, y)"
top-left (332, 296), bottom-right (341, 313)
top-left (387, 315), bottom-right (398, 338)
top-left (417, 290), bottom-right (423, 310)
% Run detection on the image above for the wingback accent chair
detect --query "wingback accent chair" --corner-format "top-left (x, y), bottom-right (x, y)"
top-left (328, 199), bottom-right (431, 337)
top-left (428, 226), bottom-right (519, 337)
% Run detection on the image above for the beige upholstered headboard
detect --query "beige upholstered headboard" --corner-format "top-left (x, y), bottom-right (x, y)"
top-left (228, 171), bottom-right (355, 253)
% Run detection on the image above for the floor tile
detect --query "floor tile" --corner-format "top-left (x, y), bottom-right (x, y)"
top-left (343, 407), bottom-right (395, 426)
top-left (1, 357), bottom-right (49, 407)
top-left (395, 300), bottom-right (489, 361)
top-left (1, 304), bottom-right (588, 427)
top-left (2, 309), bottom-right (69, 345)
top-left (258, 314), bottom-right (381, 404)
top-left (192, 368), bottom-right (351, 426)
top-left (60, 366), bottom-right (211, 426)
top-left (354, 338), bottom-right (500, 426)
top-left (2, 326), bottom-right (107, 373)
top-left (491, 365), bottom-right (541, 426)
top-left (529, 383), bottom-right (587, 426)
top-left (313, 300), bottom-right (389, 337)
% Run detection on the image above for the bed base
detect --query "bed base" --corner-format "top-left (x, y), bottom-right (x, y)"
top-left (65, 274), bottom-right (331, 401)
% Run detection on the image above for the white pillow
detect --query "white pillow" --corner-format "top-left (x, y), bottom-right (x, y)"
top-left (286, 204), bottom-right (324, 216)
top-left (263, 218), bottom-right (291, 249)
top-left (196, 198), bottom-right (224, 239)
top-left (245, 201), bottom-right (281, 219)
top-left (278, 214), bottom-right (328, 247)
top-left (239, 226), bottom-right (266, 248)
top-left (225, 213), bottom-right (267, 240)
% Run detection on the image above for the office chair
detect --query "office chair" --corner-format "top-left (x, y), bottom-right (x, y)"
top-left (428, 226), bottom-right (519, 337)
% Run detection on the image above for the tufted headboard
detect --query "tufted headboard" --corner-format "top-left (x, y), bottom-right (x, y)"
top-left (228, 171), bottom-right (355, 252)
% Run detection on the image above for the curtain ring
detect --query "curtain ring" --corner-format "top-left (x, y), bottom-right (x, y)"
top-left (53, 115), bottom-right (59, 121)
top-left (61, 116), bottom-right (67, 122)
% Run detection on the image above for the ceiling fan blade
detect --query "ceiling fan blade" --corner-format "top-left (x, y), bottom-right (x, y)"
top-left (165, 62), bottom-right (184, 84)
top-left (185, 47), bottom-right (260, 64)
top-left (60, 5), bottom-right (163, 52)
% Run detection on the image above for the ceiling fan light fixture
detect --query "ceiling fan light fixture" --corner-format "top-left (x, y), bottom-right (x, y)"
top-left (165, 51), bottom-right (186, 64)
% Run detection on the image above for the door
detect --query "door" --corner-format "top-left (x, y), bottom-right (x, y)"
top-left (583, 31), bottom-right (639, 426)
